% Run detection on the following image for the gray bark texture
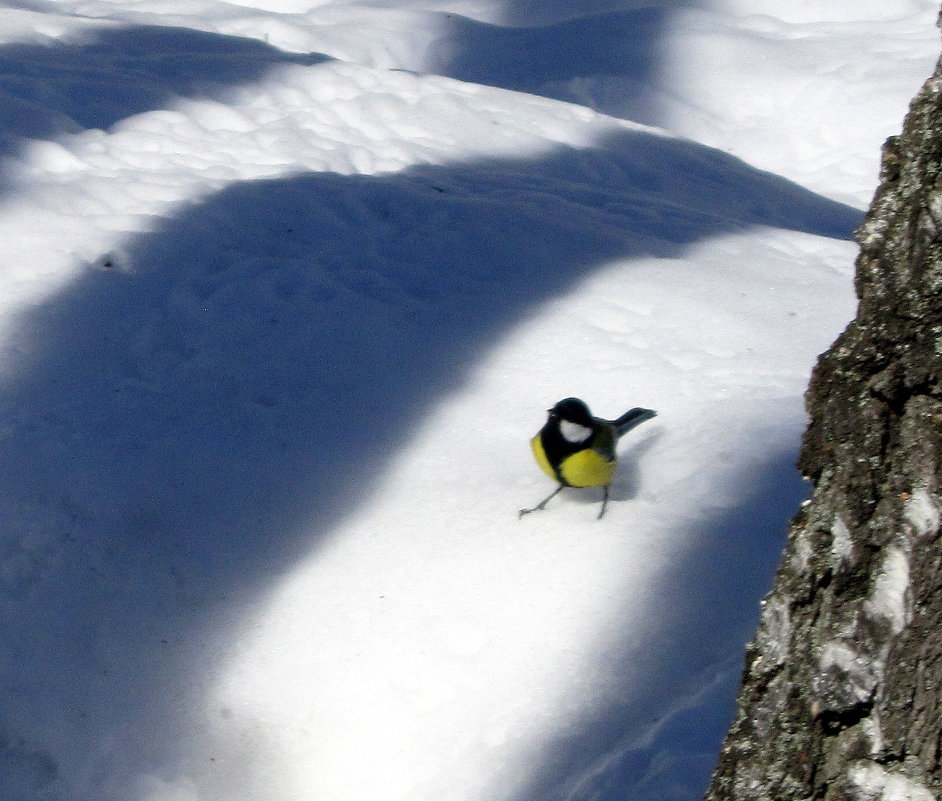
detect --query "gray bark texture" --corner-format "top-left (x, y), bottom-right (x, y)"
top-left (703, 15), bottom-right (942, 801)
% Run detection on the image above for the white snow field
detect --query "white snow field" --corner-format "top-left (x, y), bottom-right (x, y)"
top-left (0, 2), bottom-right (937, 800)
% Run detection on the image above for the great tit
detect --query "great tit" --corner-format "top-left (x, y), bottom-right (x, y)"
top-left (520, 397), bottom-right (656, 519)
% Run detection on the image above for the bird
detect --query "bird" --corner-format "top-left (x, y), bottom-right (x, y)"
top-left (519, 397), bottom-right (656, 519)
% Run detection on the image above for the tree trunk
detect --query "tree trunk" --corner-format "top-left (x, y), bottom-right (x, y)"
top-left (704, 13), bottom-right (942, 801)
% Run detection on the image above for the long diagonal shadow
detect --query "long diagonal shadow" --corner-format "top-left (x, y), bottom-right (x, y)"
top-left (0, 125), bottom-right (860, 799)
top-left (0, 24), bottom-right (330, 188)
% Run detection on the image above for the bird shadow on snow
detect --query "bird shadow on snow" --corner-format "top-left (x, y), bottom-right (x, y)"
top-left (568, 430), bottom-right (664, 510)
top-left (0, 126), bottom-right (859, 799)
top-left (0, 23), bottom-right (330, 189)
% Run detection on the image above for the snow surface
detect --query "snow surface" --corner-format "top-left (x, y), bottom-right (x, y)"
top-left (0, 2), bottom-right (938, 800)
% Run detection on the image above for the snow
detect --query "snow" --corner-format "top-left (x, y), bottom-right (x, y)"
top-left (0, 2), bottom-right (938, 800)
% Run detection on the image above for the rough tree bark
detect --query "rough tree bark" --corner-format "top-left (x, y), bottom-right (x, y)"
top-left (703, 13), bottom-right (942, 801)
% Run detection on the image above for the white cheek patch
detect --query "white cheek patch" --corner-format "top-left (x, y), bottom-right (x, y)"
top-left (559, 420), bottom-right (593, 444)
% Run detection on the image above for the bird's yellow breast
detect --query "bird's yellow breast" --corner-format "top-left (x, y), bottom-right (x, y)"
top-left (530, 434), bottom-right (558, 481)
top-left (558, 448), bottom-right (615, 488)
top-left (531, 434), bottom-right (616, 488)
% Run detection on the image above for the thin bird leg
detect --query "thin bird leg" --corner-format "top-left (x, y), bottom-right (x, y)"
top-left (519, 484), bottom-right (564, 518)
top-left (597, 485), bottom-right (610, 519)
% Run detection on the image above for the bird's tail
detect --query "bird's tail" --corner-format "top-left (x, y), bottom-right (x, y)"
top-left (611, 407), bottom-right (657, 438)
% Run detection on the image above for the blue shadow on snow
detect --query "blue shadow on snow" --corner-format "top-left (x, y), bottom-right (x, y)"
top-left (0, 24), bottom-right (330, 181)
top-left (0, 128), bottom-right (859, 799)
top-left (511, 453), bottom-right (807, 801)
top-left (431, 0), bottom-right (702, 124)
top-left (0, 14), bottom-right (860, 799)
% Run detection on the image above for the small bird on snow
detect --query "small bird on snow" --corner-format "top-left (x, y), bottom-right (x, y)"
top-left (519, 397), bottom-right (656, 519)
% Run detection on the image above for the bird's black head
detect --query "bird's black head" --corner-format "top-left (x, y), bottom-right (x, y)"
top-left (549, 397), bottom-right (593, 425)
